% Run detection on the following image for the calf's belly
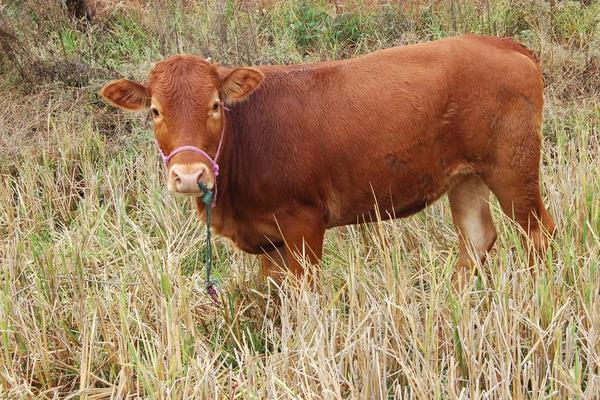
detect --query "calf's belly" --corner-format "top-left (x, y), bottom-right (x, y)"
top-left (326, 160), bottom-right (473, 227)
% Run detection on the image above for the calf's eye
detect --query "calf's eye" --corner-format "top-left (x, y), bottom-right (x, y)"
top-left (150, 107), bottom-right (160, 118)
top-left (212, 101), bottom-right (220, 111)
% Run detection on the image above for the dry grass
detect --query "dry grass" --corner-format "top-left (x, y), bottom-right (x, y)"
top-left (1, 1), bottom-right (600, 399)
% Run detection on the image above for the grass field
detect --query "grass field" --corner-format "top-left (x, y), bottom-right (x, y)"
top-left (1, 1), bottom-right (599, 398)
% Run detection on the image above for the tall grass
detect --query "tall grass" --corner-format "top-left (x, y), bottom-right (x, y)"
top-left (1, 1), bottom-right (599, 398)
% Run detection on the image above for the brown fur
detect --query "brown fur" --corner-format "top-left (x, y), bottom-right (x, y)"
top-left (100, 35), bottom-right (556, 284)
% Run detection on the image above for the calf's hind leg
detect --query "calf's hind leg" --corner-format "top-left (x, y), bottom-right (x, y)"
top-left (448, 175), bottom-right (498, 285)
top-left (482, 111), bottom-right (555, 263)
top-left (484, 167), bottom-right (555, 264)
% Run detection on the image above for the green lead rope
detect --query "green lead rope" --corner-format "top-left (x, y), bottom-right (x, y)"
top-left (198, 182), bottom-right (219, 303)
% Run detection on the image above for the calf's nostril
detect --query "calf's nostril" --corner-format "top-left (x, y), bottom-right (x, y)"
top-left (195, 169), bottom-right (205, 182)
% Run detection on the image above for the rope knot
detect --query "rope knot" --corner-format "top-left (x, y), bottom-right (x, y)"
top-left (198, 182), bottom-right (219, 304)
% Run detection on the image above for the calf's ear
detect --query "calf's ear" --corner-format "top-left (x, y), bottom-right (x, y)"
top-left (220, 68), bottom-right (263, 103)
top-left (100, 79), bottom-right (150, 111)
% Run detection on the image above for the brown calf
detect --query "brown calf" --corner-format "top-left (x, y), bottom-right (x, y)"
top-left (100, 35), bottom-right (556, 284)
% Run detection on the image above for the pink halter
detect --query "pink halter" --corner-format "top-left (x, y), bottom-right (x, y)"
top-left (156, 105), bottom-right (230, 207)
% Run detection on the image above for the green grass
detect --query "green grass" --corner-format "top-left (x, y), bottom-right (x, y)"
top-left (1, 0), bottom-right (600, 398)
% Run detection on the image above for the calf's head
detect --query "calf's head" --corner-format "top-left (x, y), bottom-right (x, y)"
top-left (100, 55), bottom-right (263, 196)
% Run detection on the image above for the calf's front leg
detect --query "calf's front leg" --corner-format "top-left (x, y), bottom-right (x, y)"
top-left (260, 213), bottom-right (325, 284)
top-left (260, 246), bottom-right (288, 284)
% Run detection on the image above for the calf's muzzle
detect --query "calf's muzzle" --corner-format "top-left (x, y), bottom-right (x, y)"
top-left (167, 162), bottom-right (212, 196)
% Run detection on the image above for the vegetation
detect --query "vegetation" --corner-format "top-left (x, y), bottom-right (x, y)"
top-left (1, 0), bottom-right (599, 398)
